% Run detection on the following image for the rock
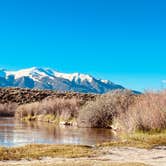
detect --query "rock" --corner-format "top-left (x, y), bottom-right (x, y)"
top-left (59, 121), bottom-right (72, 126)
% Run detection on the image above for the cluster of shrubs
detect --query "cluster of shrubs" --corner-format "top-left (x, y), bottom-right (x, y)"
top-left (77, 90), bottom-right (134, 128)
top-left (15, 98), bottom-right (80, 124)
top-left (0, 103), bottom-right (18, 117)
top-left (1, 89), bottom-right (166, 132)
top-left (118, 91), bottom-right (166, 132)
top-left (78, 90), bottom-right (166, 132)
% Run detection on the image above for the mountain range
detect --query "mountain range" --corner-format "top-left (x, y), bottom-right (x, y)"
top-left (0, 67), bottom-right (127, 94)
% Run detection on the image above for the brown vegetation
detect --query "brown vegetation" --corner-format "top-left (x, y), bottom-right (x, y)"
top-left (99, 130), bottom-right (166, 149)
top-left (117, 91), bottom-right (166, 132)
top-left (0, 144), bottom-right (93, 160)
top-left (78, 90), bottom-right (166, 132)
top-left (0, 144), bottom-right (149, 166)
top-left (77, 90), bottom-right (134, 128)
top-left (0, 103), bottom-right (18, 117)
top-left (15, 98), bottom-right (80, 124)
top-left (1, 88), bottom-right (166, 133)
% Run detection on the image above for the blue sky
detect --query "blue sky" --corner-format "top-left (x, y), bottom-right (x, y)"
top-left (0, 0), bottom-right (166, 91)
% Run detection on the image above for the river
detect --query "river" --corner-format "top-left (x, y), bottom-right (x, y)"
top-left (0, 117), bottom-right (114, 147)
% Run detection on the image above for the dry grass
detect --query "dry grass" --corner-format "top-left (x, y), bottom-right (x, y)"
top-left (0, 144), bottom-right (93, 160)
top-left (116, 91), bottom-right (166, 132)
top-left (78, 90), bottom-right (134, 128)
top-left (15, 98), bottom-right (80, 123)
top-left (0, 103), bottom-right (18, 117)
top-left (99, 130), bottom-right (166, 149)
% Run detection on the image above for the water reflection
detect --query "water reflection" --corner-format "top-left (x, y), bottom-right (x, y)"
top-left (0, 117), bottom-right (114, 147)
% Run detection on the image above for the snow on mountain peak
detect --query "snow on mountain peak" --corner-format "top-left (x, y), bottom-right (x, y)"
top-left (101, 79), bottom-right (113, 84)
top-left (6, 67), bottom-right (55, 80)
top-left (5, 67), bottom-right (95, 83)
top-left (54, 71), bottom-right (93, 82)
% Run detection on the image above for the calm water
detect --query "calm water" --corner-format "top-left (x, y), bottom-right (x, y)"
top-left (0, 117), bottom-right (114, 147)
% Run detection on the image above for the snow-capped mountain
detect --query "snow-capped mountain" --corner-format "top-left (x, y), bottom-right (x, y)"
top-left (0, 67), bottom-right (125, 94)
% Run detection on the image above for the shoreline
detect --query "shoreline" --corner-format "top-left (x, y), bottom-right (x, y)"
top-left (0, 145), bottom-right (165, 166)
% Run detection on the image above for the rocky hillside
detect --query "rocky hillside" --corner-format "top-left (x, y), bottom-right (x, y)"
top-left (0, 88), bottom-right (97, 105)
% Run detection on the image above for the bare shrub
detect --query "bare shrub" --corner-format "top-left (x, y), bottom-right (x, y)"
top-left (0, 103), bottom-right (18, 117)
top-left (117, 91), bottom-right (166, 132)
top-left (78, 90), bottom-right (134, 128)
top-left (15, 102), bottom-right (40, 119)
top-left (15, 98), bottom-right (80, 122)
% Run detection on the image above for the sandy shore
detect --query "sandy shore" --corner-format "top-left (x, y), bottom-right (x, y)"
top-left (98, 146), bottom-right (166, 166)
top-left (0, 146), bottom-right (165, 166)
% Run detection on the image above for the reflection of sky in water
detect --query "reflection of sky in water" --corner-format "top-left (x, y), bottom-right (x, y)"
top-left (0, 117), bottom-right (113, 147)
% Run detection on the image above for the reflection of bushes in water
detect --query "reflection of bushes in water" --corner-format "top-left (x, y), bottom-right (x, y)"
top-left (24, 120), bottom-right (61, 137)
top-left (23, 120), bottom-right (113, 142)
top-left (0, 103), bottom-right (18, 117)
top-left (78, 90), bottom-right (134, 128)
top-left (23, 120), bottom-right (77, 141)
top-left (15, 98), bottom-right (80, 124)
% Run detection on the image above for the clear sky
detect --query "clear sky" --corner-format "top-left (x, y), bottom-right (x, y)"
top-left (0, 0), bottom-right (166, 91)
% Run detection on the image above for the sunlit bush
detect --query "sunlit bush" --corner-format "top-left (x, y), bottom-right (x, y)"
top-left (78, 90), bottom-right (134, 128)
top-left (117, 91), bottom-right (166, 132)
top-left (15, 98), bottom-right (80, 123)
